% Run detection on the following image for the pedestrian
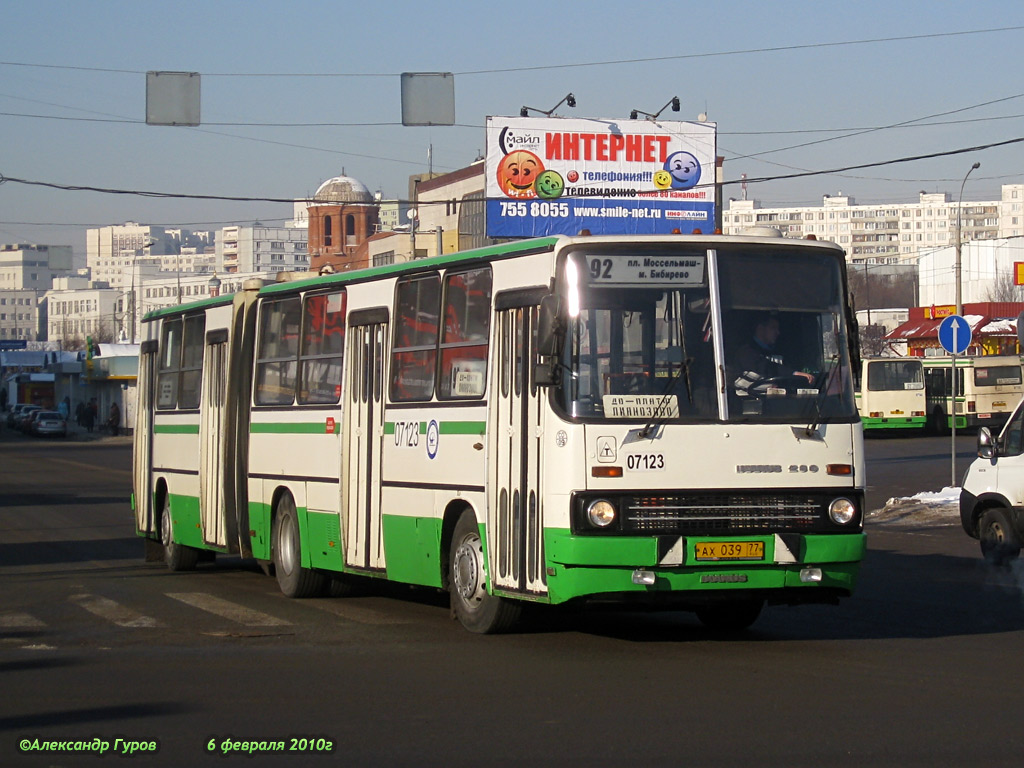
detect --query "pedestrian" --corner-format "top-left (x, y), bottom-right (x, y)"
top-left (108, 401), bottom-right (121, 436)
top-left (84, 399), bottom-right (96, 433)
top-left (75, 401), bottom-right (86, 427)
top-left (59, 396), bottom-right (70, 421)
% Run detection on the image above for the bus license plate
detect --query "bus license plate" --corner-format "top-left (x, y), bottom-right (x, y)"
top-left (694, 541), bottom-right (765, 561)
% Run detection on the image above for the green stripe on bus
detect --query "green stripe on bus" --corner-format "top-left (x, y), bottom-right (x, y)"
top-left (153, 424), bottom-right (201, 434)
top-left (250, 422), bottom-right (339, 434)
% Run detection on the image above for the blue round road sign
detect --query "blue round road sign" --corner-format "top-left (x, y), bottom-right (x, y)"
top-left (938, 314), bottom-right (972, 355)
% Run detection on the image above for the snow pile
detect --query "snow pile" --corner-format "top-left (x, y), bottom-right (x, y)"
top-left (867, 487), bottom-right (961, 526)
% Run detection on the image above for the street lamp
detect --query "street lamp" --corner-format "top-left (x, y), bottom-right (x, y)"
top-left (954, 162), bottom-right (980, 316)
top-left (520, 93), bottom-right (576, 118)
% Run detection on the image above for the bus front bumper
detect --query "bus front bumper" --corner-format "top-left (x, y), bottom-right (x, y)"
top-left (540, 530), bottom-right (866, 605)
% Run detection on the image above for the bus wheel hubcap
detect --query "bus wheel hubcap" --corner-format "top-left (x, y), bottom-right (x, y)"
top-left (454, 536), bottom-right (483, 602)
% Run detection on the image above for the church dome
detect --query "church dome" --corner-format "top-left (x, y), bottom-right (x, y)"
top-left (312, 174), bottom-right (373, 205)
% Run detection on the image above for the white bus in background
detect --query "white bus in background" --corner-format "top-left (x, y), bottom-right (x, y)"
top-left (133, 232), bottom-right (866, 634)
top-left (855, 357), bottom-right (926, 433)
top-left (923, 355), bottom-right (1024, 433)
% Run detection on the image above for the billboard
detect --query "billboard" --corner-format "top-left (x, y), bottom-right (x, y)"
top-left (485, 116), bottom-right (716, 238)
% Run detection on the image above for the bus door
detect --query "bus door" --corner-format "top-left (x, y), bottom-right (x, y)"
top-left (488, 303), bottom-right (548, 596)
top-left (133, 341), bottom-right (158, 536)
top-left (200, 330), bottom-right (230, 548)
top-left (344, 311), bottom-right (388, 571)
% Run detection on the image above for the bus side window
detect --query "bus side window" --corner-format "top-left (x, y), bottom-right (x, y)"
top-left (157, 318), bottom-right (183, 409)
top-left (439, 267), bottom-right (491, 399)
top-left (390, 275), bottom-right (441, 402)
top-left (178, 314), bottom-right (206, 409)
top-left (255, 297), bottom-right (301, 405)
top-left (299, 290), bottom-right (346, 404)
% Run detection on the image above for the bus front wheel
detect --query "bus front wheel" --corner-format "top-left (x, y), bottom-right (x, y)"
top-left (449, 509), bottom-right (520, 634)
top-left (694, 599), bottom-right (763, 631)
top-left (272, 494), bottom-right (326, 598)
top-left (979, 507), bottom-right (1022, 565)
top-left (161, 496), bottom-right (198, 572)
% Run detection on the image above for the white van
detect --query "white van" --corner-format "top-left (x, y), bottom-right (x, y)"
top-left (959, 398), bottom-right (1024, 564)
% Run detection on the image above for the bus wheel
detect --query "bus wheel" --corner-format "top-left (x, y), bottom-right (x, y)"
top-left (979, 508), bottom-right (1022, 565)
top-left (695, 600), bottom-right (763, 631)
top-left (272, 494), bottom-right (326, 598)
top-left (930, 408), bottom-right (949, 436)
top-left (449, 510), bottom-right (520, 634)
top-left (161, 496), bottom-right (198, 572)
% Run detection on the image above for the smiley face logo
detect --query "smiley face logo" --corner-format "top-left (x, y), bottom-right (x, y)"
top-left (567, 169), bottom-right (579, 183)
top-left (497, 150), bottom-right (543, 199)
top-left (653, 170), bottom-right (672, 190)
top-left (664, 151), bottom-right (701, 190)
top-left (535, 170), bottom-right (565, 200)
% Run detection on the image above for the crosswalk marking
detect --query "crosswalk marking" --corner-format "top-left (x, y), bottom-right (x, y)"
top-left (0, 612), bottom-right (46, 628)
top-left (167, 592), bottom-right (291, 626)
top-left (303, 598), bottom-right (411, 625)
top-left (69, 594), bottom-right (161, 628)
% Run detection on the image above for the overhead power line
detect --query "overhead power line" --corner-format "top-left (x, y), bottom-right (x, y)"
top-left (1, 25), bottom-right (1022, 78)
top-left (2, 135), bottom-right (1021, 205)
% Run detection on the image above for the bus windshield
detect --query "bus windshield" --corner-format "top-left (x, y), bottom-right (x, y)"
top-left (555, 244), bottom-right (857, 424)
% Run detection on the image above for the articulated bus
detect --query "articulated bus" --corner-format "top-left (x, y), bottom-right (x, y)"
top-left (922, 355), bottom-right (1024, 433)
top-left (855, 357), bottom-right (926, 432)
top-left (133, 232), bottom-right (866, 633)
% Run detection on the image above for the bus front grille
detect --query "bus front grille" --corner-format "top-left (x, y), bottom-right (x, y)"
top-left (621, 494), bottom-right (822, 534)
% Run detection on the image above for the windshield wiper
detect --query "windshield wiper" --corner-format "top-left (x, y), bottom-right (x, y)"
top-left (805, 352), bottom-right (840, 435)
top-left (638, 358), bottom-right (689, 439)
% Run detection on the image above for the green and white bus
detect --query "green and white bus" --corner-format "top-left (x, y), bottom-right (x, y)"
top-left (855, 357), bottom-right (926, 432)
top-left (922, 355), bottom-right (1024, 433)
top-left (133, 232), bottom-right (866, 633)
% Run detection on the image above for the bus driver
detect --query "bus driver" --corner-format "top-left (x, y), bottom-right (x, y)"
top-left (733, 312), bottom-right (814, 398)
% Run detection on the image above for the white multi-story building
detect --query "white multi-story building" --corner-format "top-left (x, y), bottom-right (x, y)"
top-left (415, 161), bottom-right (487, 254)
top-left (0, 243), bottom-right (74, 290)
top-left (724, 184), bottom-right (1024, 265)
top-left (215, 225), bottom-right (310, 275)
top-left (0, 290), bottom-right (41, 341)
top-left (0, 243), bottom-right (77, 342)
top-left (45, 277), bottom-right (121, 347)
top-left (918, 237), bottom-right (1024, 307)
top-left (86, 223), bottom-right (176, 291)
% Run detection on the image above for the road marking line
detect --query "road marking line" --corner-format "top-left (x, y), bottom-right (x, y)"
top-left (0, 612), bottom-right (46, 628)
top-left (302, 598), bottom-right (410, 625)
top-left (167, 592), bottom-right (291, 626)
top-left (69, 594), bottom-right (160, 628)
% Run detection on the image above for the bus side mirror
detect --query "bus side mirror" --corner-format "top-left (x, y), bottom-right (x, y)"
top-left (536, 294), bottom-right (563, 358)
top-left (978, 427), bottom-right (997, 459)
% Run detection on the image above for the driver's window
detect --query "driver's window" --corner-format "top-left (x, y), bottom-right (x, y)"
top-left (1001, 403), bottom-right (1024, 457)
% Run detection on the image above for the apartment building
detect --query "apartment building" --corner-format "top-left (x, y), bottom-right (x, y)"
top-left (216, 224), bottom-right (310, 275)
top-left (0, 244), bottom-right (77, 341)
top-left (724, 184), bottom-right (1024, 264)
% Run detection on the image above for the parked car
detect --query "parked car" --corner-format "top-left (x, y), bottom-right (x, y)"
top-left (5, 403), bottom-right (33, 428)
top-left (30, 410), bottom-right (67, 438)
top-left (15, 405), bottom-right (43, 432)
top-left (960, 397), bottom-right (1024, 564)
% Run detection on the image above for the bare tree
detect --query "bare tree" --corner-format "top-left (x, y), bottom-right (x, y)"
top-left (984, 271), bottom-right (1024, 302)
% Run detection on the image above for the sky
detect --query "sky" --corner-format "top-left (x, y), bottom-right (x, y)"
top-left (3, 0), bottom-right (1024, 261)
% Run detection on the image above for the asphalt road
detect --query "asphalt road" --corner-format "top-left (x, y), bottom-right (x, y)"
top-left (1, 428), bottom-right (1022, 767)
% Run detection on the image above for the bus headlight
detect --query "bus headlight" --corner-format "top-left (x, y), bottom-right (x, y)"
top-left (828, 498), bottom-right (857, 525)
top-left (586, 499), bottom-right (617, 528)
